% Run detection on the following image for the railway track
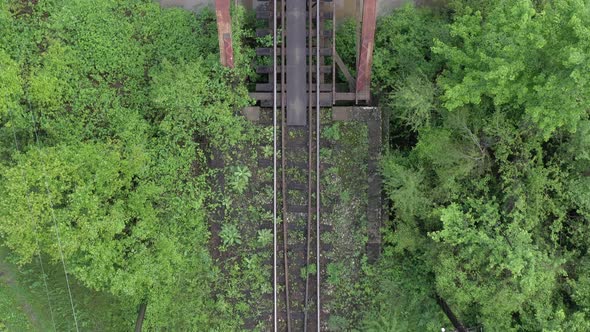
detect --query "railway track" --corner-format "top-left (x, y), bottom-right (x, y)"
top-left (265, 0), bottom-right (333, 330)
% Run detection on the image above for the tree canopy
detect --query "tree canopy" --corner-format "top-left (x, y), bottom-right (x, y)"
top-left (0, 0), bottom-right (251, 329)
top-left (368, 1), bottom-right (590, 330)
top-left (1, 0), bottom-right (589, 330)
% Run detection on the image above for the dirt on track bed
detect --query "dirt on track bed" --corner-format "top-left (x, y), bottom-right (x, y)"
top-left (207, 107), bottom-right (382, 331)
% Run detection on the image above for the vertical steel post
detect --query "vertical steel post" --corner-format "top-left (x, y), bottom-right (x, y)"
top-left (355, 0), bottom-right (377, 101)
top-left (215, 0), bottom-right (234, 67)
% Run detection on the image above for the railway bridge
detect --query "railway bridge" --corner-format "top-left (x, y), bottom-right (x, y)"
top-left (214, 1), bottom-right (381, 330)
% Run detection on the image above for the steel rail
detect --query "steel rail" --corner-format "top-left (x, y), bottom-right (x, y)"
top-left (280, 0), bottom-right (292, 330)
top-left (316, 0), bottom-right (322, 329)
top-left (303, 0), bottom-right (314, 329)
top-left (272, 0), bottom-right (278, 329)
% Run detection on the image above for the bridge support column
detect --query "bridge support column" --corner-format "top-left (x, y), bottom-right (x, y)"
top-left (355, 0), bottom-right (377, 102)
top-left (215, 0), bottom-right (234, 68)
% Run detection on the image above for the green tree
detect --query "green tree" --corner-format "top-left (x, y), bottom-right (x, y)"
top-left (434, 0), bottom-right (590, 138)
top-left (0, 50), bottom-right (22, 119)
top-left (0, 0), bottom-right (252, 329)
top-left (372, 2), bottom-right (590, 330)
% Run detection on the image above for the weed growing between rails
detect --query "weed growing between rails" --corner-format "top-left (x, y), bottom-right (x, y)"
top-left (207, 118), bottom-right (276, 331)
top-left (206, 107), bottom-right (380, 330)
top-left (318, 110), bottom-right (375, 330)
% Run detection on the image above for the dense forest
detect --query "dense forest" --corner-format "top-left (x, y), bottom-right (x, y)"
top-left (0, 0), bottom-right (252, 329)
top-left (360, 0), bottom-right (590, 330)
top-left (0, 0), bottom-right (589, 331)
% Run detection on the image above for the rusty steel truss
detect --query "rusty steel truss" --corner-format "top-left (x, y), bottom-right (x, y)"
top-left (214, 0), bottom-right (377, 105)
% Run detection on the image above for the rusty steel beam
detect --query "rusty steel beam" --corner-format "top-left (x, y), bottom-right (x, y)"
top-left (215, 0), bottom-right (234, 67)
top-left (355, 0), bottom-right (377, 100)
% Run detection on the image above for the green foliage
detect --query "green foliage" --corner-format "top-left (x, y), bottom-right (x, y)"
top-left (381, 156), bottom-right (430, 225)
top-left (322, 122), bottom-right (342, 141)
top-left (228, 165), bottom-right (252, 195)
top-left (0, 246), bottom-right (134, 331)
top-left (0, 282), bottom-right (32, 331)
top-left (0, 0), bottom-right (254, 329)
top-left (372, 2), bottom-right (590, 331)
top-left (1, 143), bottom-right (148, 267)
top-left (335, 18), bottom-right (358, 77)
top-left (0, 50), bottom-right (22, 120)
top-left (220, 224), bottom-right (242, 248)
top-left (256, 229), bottom-right (273, 247)
top-left (373, 4), bottom-right (449, 95)
top-left (572, 258), bottom-right (590, 311)
top-left (432, 201), bottom-right (564, 329)
top-left (362, 252), bottom-right (445, 331)
top-left (370, 4), bottom-right (449, 139)
top-left (300, 263), bottom-right (317, 280)
top-left (256, 34), bottom-right (274, 48)
top-left (390, 73), bottom-right (437, 131)
top-left (434, 0), bottom-right (590, 138)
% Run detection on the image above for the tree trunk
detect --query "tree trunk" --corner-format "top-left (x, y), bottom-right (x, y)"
top-left (436, 294), bottom-right (467, 332)
top-left (135, 302), bottom-right (147, 332)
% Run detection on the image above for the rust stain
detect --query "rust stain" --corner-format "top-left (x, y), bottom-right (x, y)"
top-left (355, 0), bottom-right (377, 98)
top-left (215, 0), bottom-right (234, 67)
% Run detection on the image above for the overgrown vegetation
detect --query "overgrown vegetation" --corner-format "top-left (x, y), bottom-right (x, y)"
top-left (320, 119), bottom-right (373, 330)
top-left (362, 1), bottom-right (590, 330)
top-left (1, 0), bottom-right (589, 330)
top-left (0, 0), bottom-right (251, 329)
